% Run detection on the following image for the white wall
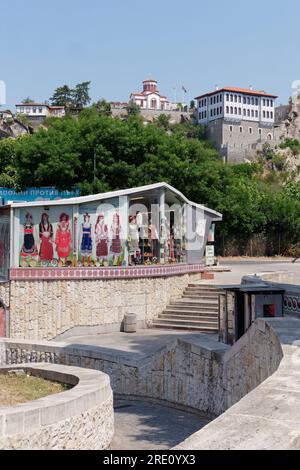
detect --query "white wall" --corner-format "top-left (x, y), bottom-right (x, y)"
top-left (16, 105), bottom-right (49, 117)
top-left (197, 91), bottom-right (276, 125)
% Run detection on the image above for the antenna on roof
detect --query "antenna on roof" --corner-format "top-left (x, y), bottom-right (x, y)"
top-left (215, 84), bottom-right (219, 91)
top-left (249, 85), bottom-right (253, 91)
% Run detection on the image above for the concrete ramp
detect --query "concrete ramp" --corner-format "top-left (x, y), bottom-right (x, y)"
top-left (176, 317), bottom-right (300, 450)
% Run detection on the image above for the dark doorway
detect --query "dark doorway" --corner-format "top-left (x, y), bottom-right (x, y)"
top-left (235, 292), bottom-right (245, 341)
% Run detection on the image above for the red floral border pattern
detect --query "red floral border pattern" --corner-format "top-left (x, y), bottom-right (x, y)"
top-left (10, 263), bottom-right (205, 281)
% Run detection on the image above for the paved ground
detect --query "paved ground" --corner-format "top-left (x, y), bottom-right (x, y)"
top-left (209, 260), bottom-right (300, 285)
top-left (62, 329), bottom-right (212, 361)
top-left (109, 398), bottom-right (210, 450)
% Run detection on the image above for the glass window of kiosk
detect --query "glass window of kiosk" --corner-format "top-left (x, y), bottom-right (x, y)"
top-left (128, 192), bottom-right (160, 265)
top-left (163, 190), bottom-right (186, 265)
top-left (128, 190), bottom-right (186, 266)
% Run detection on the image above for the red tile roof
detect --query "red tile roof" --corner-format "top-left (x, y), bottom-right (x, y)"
top-left (16, 103), bottom-right (48, 107)
top-left (195, 86), bottom-right (278, 100)
top-left (16, 103), bottom-right (65, 110)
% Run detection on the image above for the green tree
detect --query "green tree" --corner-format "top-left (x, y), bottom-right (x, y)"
top-left (72, 81), bottom-right (91, 109)
top-left (155, 113), bottom-right (171, 130)
top-left (50, 85), bottom-right (73, 108)
top-left (21, 97), bottom-right (34, 104)
top-left (92, 99), bottom-right (112, 116)
top-left (0, 138), bottom-right (19, 188)
top-left (126, 100), bottom-right (141, 116)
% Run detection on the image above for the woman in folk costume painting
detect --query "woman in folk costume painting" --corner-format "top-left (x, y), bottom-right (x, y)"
top-left (55, 213), bottom-right (71, 263)
top-left (39, 212), bottom-right (54, 262)
top-left (95, 213), bottom-right (108, 262)
top-left (20, 212), bottom-right (38, 260)
top-left (110, 212), bottom-right (122, 263)
top-left (80, 213), bottom-right (92, 261)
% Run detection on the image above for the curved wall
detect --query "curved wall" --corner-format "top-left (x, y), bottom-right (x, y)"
top-left (0, 362), bottom-right (114, 450)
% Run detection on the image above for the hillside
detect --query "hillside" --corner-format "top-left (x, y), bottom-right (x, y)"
top-left (0, 110), bottom-right (300, 257)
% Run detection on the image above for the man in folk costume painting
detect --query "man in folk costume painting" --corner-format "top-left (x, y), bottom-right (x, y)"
top-left (80, 212), bottom-right (93, 264)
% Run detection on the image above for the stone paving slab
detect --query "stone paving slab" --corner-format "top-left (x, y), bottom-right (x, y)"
top-left (60, 329), bottom-right (222, 362)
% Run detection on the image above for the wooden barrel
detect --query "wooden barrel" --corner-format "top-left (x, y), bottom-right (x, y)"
top-left (124, 313), bottom-right (137, 333)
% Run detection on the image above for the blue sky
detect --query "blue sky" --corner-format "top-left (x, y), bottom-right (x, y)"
top-left (1, 0), bottom-right (299, 110)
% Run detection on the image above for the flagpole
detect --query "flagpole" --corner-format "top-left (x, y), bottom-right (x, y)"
top-left (173, 87), bottom-right (177, 106)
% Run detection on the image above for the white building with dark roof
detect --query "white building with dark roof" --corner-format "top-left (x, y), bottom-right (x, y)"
top-left (15, 103), bottom-right (65, 121)
top-left (195, 86), bottom-right (278, 162)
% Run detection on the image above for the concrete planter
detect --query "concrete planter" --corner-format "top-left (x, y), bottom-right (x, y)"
top-left (0, 363), bottom-right (114, 450)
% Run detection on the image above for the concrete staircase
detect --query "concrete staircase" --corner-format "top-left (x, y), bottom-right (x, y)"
top-left (152, 284), bottom-right (221, 333)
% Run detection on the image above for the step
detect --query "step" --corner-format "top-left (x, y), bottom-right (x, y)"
top-left (151, 322), bottom-right (218, 332)
top-left (168, 302), bottom-right (218, 309)
top-left (159, 313), bottom-right (218, 323)
top-left (184, 288), bottom-right (222, 295)
top-left (171, 302), bottom-right (219, 309)
top-left (183, 292), bottom-right (220, 299)
top-left (164, 308), bottom-right (218, 317)
top-left (168, 306), bottom-right (218, 313)
top-left (188, 284), bottom-right (222, 290)
top-left (153, 317), bottom-right (218, 327)
top-left (186, 285), bottom-right (222, 290)
top-left (182, 294), bottom-right (219, 302)
top-left (183, 293), bottom-right (221, 299)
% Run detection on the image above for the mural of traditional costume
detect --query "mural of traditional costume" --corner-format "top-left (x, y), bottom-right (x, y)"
top-left (128, 215), bottom-right (139, 251)
top-left (128, 215), bottom-right (140, 265)
top-left (95, 214), bottom-right (108, 260)
top-left (55, 213), bottom-right (71, 262)
top-left (20, 212), bottom-right (38, 261)
top-left (148, 219), bottom-right (159, 263)
top-left (160, 216), bottom-right (170, 263)
top-left (80, 213), bottom-right (92, 259)
top-left (39, 213), bottom-right (53, 262)
top-left (110, 213), bottom-right (121, 262)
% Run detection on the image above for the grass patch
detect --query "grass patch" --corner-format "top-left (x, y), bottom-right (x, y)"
top-left (0, 372), bottom-right (69, 406)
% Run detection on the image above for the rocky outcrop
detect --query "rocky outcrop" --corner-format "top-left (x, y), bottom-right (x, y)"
top-left (0, 115), bottom-right (30, 139)
top-left (276, 100), bottom-right (300, 141)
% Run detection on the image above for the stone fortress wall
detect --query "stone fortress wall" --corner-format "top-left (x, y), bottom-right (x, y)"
top-left (111, 107), bottom-right (191, 123)
top-left (207, 119), bottom-right (279, 163)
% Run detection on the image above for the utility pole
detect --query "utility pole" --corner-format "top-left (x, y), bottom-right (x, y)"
top-left (93, 148), bottom-right (96, 184)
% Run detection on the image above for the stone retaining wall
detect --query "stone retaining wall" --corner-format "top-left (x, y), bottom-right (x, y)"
top-left (1, 271), bottom-right (200, 341)
top-left (0, 363), bottom-right (114, 450)
top-left (0, 282), bottom-right (9, 308)
top-left (0, 319), bottom-right (283, 417)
